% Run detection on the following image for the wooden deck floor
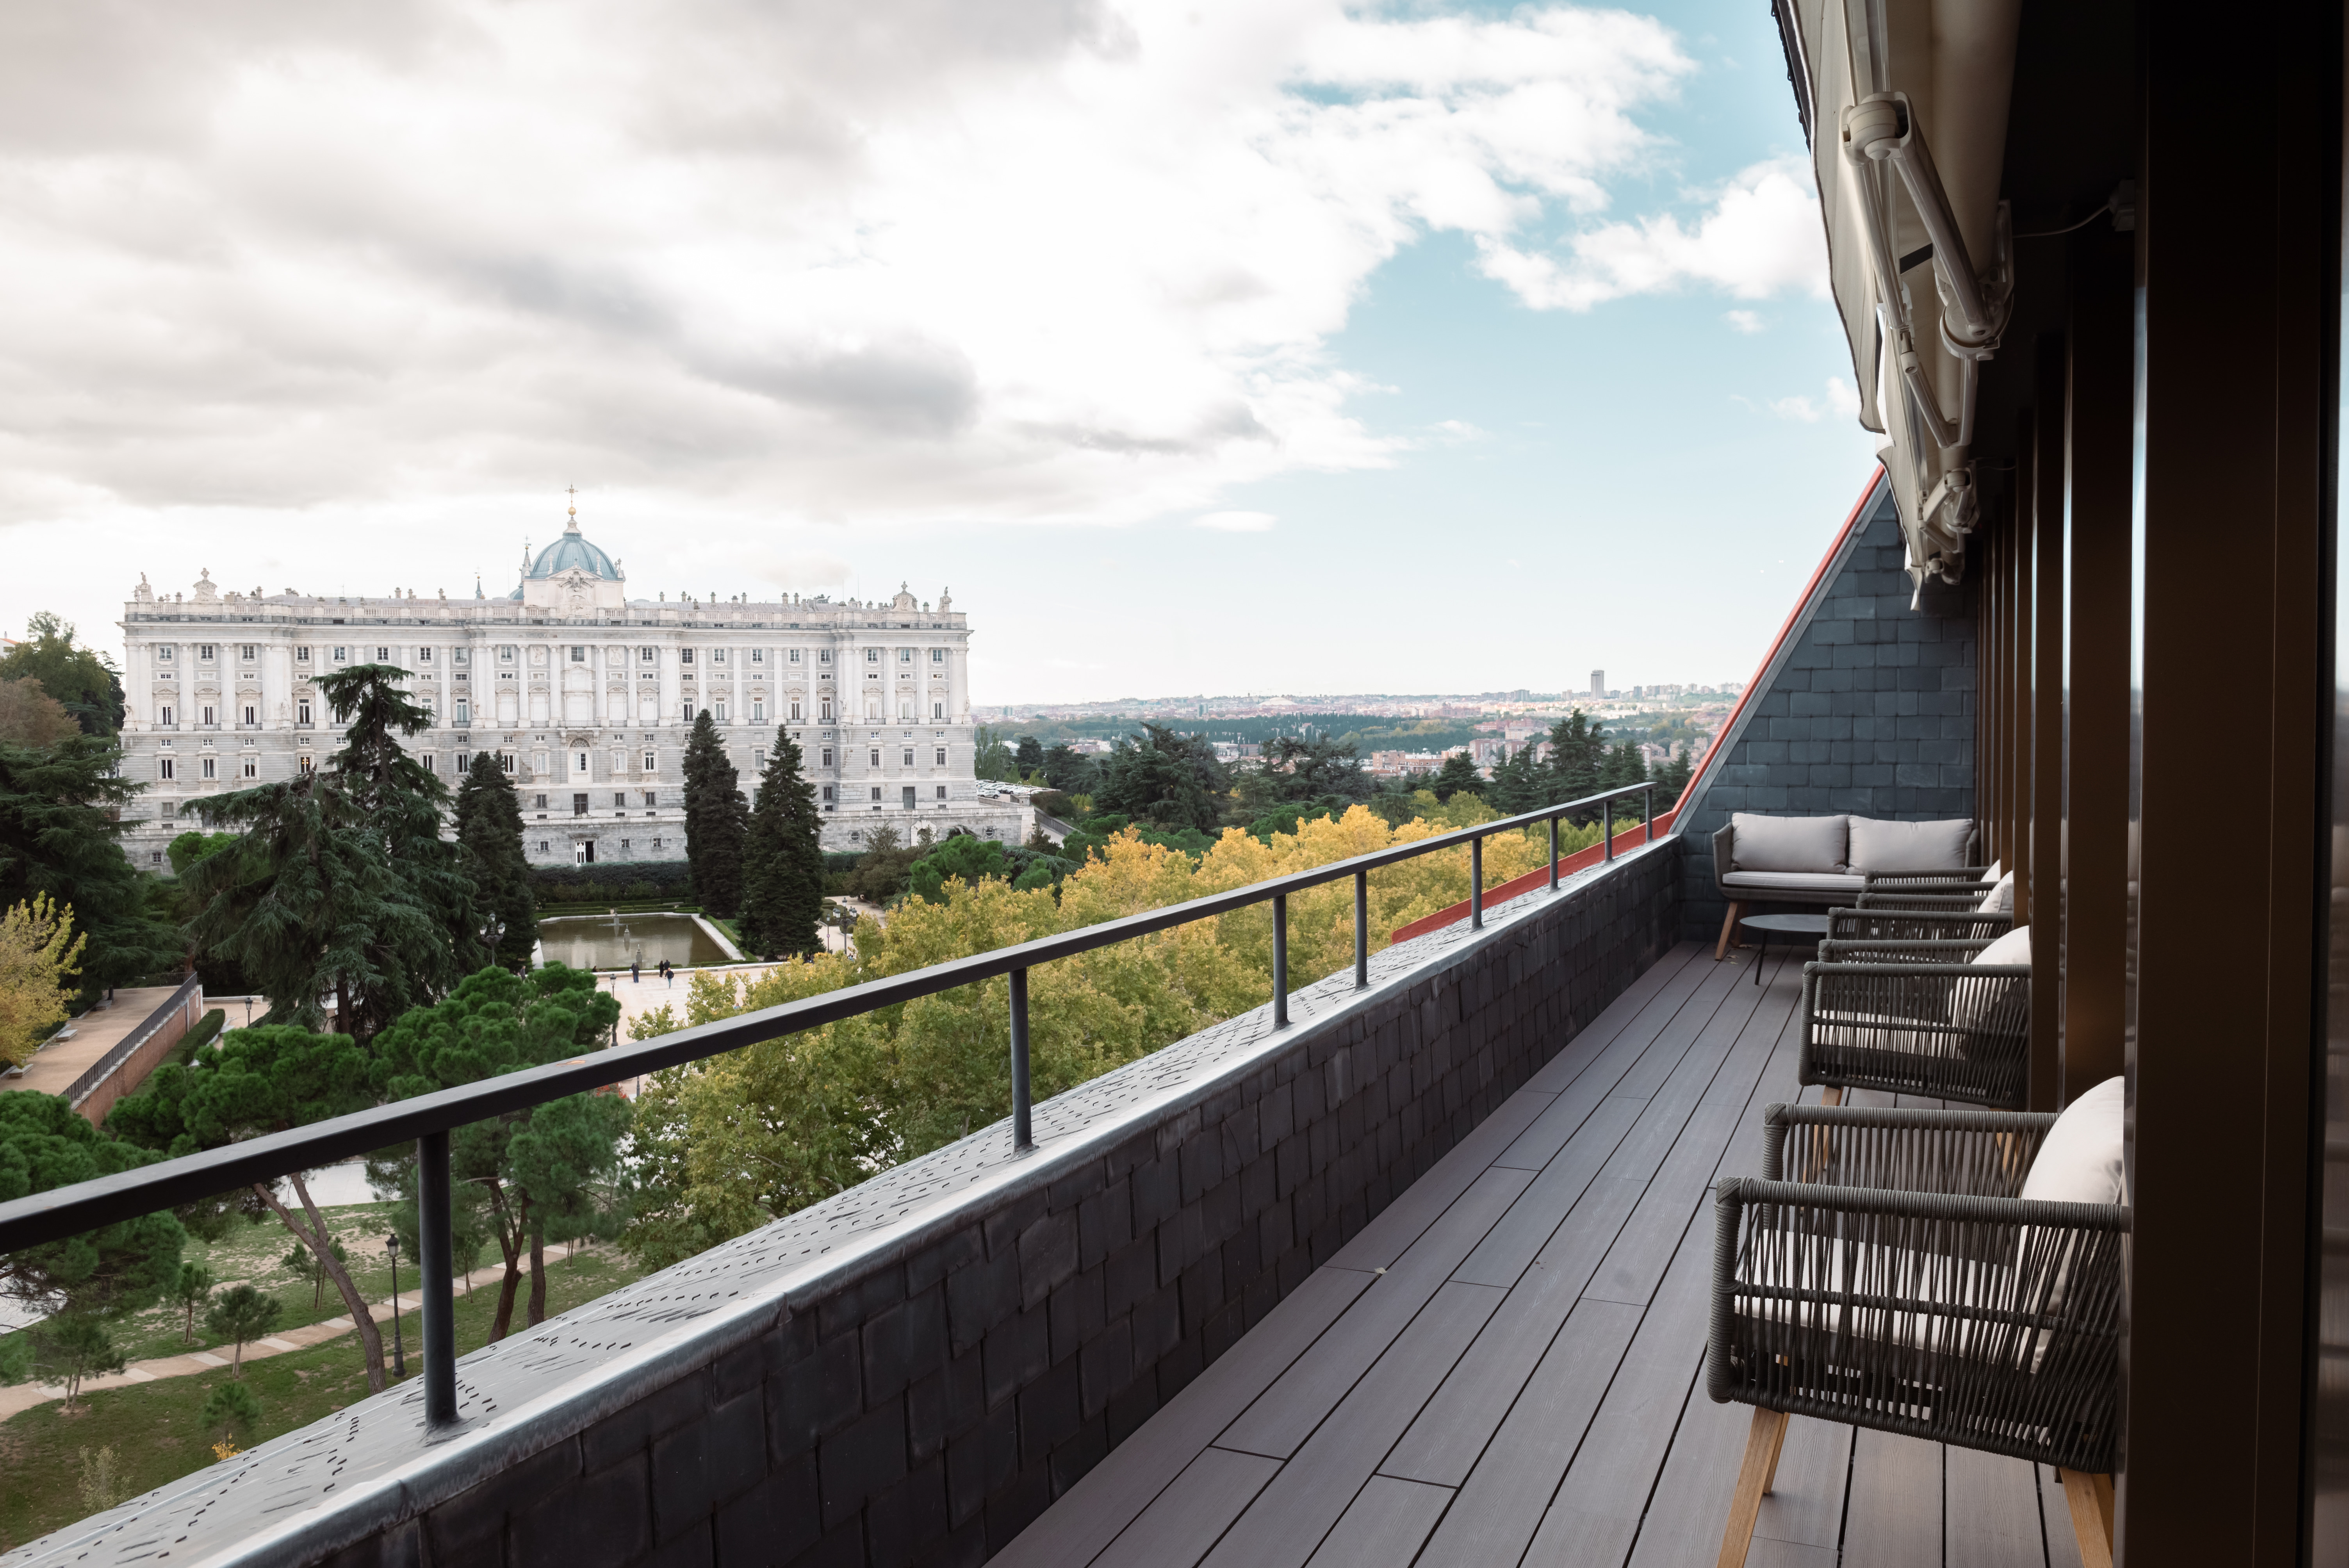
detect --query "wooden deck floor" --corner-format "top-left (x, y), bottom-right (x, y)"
top-left (997, 941), bottom-right (2081, 1568)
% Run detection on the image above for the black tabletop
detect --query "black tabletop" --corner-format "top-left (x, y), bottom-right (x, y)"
top-left (1737, 913), bottom-right (1830, 935)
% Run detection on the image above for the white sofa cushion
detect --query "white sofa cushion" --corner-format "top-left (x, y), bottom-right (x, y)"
top-left (1980, 872), bottom-right (2016, 914)
top-left (1848, 817), bottom-right (1974, 874)
top-left (1731, 813), bottom-right (1848, 873)
top-left (1949, 923), bottom-right (2031, 1028)
top-left (1982, 859), bottom-right (2003, 882)
top-left (1720, 870), bottom-right (1866, 895)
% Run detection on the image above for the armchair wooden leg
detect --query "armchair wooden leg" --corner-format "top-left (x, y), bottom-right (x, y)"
top-left (2057, 1470), bottom-right (2114, 1568)
top-left (1715, 902), bottom-right (1746, 960)
top-left (1715, 1407), bottom-right (1790, 1568)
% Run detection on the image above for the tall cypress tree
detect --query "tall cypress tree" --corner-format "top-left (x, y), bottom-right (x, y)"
top-left (455, 750), bottom-right (537, 966)
top-left (738, 728), bottom-right (825, 958)
top-left (681, 711), bottom-right (747, 918)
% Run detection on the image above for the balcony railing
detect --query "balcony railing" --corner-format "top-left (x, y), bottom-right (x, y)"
top-left (0, 781), bottom-right (1657, 1439)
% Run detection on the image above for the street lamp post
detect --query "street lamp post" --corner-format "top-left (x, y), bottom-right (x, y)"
top-left (385, 1233), bottom-right (406, 1379)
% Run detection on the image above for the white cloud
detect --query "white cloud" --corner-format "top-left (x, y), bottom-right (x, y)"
top-left (1479, 155), bottom-right (1829, 311)
top-left (1195, 510), bottom-right (1277, 531)
top-left (0, 0), bottom-right (1702, 543)
top-left (1826, 375), bottom-right (1861, 417)
top-left (1766, 394), bottom-right (1821, 422)
top-left (1723, 309), bottom-right (1763, 333)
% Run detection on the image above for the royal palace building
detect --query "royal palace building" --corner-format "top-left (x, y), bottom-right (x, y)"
top-left (114, 506), bottom-right (1028, 866)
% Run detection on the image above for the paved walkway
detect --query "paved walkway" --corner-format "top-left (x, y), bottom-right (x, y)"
top-left (0, 1254), bottom-right (572, 1419)
top-left (2, 987), bottom-right (184, 1099)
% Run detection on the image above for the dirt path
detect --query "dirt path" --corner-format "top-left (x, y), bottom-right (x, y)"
top-left (0, 1254), bottom-right (560, 1420)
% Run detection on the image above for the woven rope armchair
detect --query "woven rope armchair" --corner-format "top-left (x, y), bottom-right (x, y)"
top-left (1826, 904), bottom-right (2015, 945)
top-left (1801, 941), bottom-right (2030, 1109)
top-left (1708, 1103), bottom-right (2126, 1567)
top-left (1861, 864), bottom-right (1996, 894)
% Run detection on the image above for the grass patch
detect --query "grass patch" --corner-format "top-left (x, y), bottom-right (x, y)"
top-left (0, 1244), bottom-right (646, 1550)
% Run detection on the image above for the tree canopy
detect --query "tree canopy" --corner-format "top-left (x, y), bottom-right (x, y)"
top-left (454, 751), bottom-right (537, 966)
top-left (0, 1092), bottom-right (183, 1316)
top-left (0, 614), bottom-right (123, 736)
top-left (682, 711), bottom-right (747, 918)
top-left (0, 678), bottom-right (78, 748)
top-left (0, 734), bottom-right (177, 994)
top-left (1092, 724), bottom-right (1228, 832)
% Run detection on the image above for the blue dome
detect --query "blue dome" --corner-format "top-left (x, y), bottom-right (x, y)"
top-left (510, 519), bottom-right (622, 598)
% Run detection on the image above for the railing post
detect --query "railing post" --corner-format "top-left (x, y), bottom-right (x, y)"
top-left (1645, 784), bottom-right (1656, 842)
top-left (1273, 894), bottom-right (1289, 1026)
top-left (416, 1129), bottom-right (457, 1432)
top-left (1471, 836), bottom-right (1484, 928)
top-left (1603, 797), bottom-right (1614, 861)
top-left (1353, 872), bottom-right (1369, 989)
top-left (1548, 814), bottom-right (1559, 892)
top-left (1009, 967), bottom-right (1033, 1151)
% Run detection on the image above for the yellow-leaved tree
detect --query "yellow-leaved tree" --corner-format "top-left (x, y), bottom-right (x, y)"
top-left (620, 800), bottom-right (1612, 1269)
top-left (0, 893), bottom-right (85, 1067)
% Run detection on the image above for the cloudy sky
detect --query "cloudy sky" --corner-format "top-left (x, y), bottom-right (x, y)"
top-left (2, 0), bottom-right (1875, 705)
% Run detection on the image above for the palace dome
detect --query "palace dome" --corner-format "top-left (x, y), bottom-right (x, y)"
top-left (510, 511), bottom-right (622, 599)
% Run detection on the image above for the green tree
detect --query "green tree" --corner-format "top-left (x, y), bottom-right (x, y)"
top-left (203, 1284), bottom-right (282, 1376)
top-left (1542, 710), bottom-right (1611, 820)
top-left (973, 726), bottom-right (1016, 782)
top-left (738, 728), bottom-right (825, 958)
top-left (172, 1261), bottom-right (215, 1344)
top-left (0, 613), bottom-right (123, 736)
top-left (1039, 744), bottom-right (1098, 795)
top-left (107, 1026), bottom-right (392, 1391)
top-left (281, 1236), bottom-right (349, 1310)
top-left (454, 751), bottom-right (538, 966)
top-left (845, 823), bottom-right (924, 904)
top-left (1093, 724), bottom-right (1228, 831)
top-left (201, 1379), bottom-right (262, 1442)
top-left (907, 833), bottom-right (1007, 902)
top-left (1600, 740), bottom-right (1650, 820)
top-left (0, 1092), bottom-right (184, 1316)
top-left (681, 711), bottom-right (748, 918)
top-left (1014, 735), bottom-right (1045, 777)
top-left (1262, 735), bottom-right (1371, 802)
top-left (0, 735), bottom-right (177, 994)
top-left (1428, 751), bottom-right (1485, 804)
top-left (0, 676), bottom-right (79, 747)
top-left (41, 1313), bottom-right (125, 1411)
top-left (1483, 746), bottom-right (1544, 816)
top-left (0, 1328), bottom-right (30, 1385)
top-left (1651, 742), bottom-right (1697, 807)
top-left (370, 964), bottom-right (625, 1339)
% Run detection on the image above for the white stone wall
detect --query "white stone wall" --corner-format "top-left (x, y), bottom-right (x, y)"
top-left (114, 577), bottom-right (1023, 871)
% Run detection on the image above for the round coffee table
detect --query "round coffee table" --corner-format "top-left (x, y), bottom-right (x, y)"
top-left (1737, 912), bottom-right (1830, 983)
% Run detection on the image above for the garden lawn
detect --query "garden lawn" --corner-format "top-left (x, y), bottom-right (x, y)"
top-left (0, 1244), bottom-right (645, 1550)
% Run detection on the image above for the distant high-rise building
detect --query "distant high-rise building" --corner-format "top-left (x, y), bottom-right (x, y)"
top-left (1590, 670), bottom-right (1605, 698)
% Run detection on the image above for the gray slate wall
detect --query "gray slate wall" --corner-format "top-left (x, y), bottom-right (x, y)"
top-left (32, 847), bottom-right (1679, 1568)
top-left (1677, 484), bottom-right (1977, 942)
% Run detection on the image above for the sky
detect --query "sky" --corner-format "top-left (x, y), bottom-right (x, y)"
top-left (0, 0), bottom-right (1880, 706)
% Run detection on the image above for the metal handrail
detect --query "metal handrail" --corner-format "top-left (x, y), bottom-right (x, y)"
top-left (0, 779), bottom-right (1660, 1433)
top-left (62, 973), bottom-right (203, 1108)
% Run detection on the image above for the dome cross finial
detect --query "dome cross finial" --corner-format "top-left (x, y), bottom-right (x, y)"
top-left (565, 485), bottom-right (581, 532)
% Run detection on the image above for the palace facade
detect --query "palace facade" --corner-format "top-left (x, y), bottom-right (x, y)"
top-left (114, 508), bottom-right (1028, 866)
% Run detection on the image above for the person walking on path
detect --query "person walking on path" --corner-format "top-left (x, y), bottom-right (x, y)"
top-left (631, 957), bottom-right (640, 984)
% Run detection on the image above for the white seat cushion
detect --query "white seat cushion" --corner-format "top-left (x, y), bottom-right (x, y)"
top-left (1980, 871), bottom-right (2016, 914)
top-left (1731, 813), bottom-right (1849, 873)
top-left (1721, 870), bottom-right (1867, 895)
top-left (2020, 1075), bottom-right (2124, 1208)
top-left (1848, 817), bottom-right (1974, 874)
top-left (1981, 859), bottom-right (2003, 882)
top-left (1949, 924), bottom-right (2032, 1028)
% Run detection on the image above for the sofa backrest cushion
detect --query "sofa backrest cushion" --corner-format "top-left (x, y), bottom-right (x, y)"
top-left (1847, 816), bottom-right (1974, 874)
top-left (2020, 1074), bottom-right (2124, 1208)
top-left (1729, 813), bottom-right (1848, 873)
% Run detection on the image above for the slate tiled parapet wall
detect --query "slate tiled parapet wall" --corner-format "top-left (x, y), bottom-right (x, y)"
top-left (287, 850), bottom-right (1681, 1568)
top-left (1677, 487), bottom-right (1977, 941)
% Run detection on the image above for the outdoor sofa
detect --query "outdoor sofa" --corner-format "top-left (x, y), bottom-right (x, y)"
top-left (1711, 813), bottom-right (1985, 958)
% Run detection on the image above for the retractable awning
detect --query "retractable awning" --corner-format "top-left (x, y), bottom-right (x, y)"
top-left (1777, 0), bottom-right (2019, 590)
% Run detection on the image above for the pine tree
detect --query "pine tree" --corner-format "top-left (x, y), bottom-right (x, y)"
top-left (1600, 740), bottom-right (1650, 821)
top-left (1542, 710), bottom-right (1610, 821)
top-left (1484, 746), bottom-right (1542, 816)
top-left (738, 728), bottom-right (826, 957)
top-left (681, 711), bottom-right (748, 917)
top-left (455, 751), bottom-right (537, 967)
top-left (1428, 751), bottom-right (1485, 804)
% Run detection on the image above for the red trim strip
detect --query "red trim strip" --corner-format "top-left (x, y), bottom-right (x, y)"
top-left (1385, 465), bottom-right (1886, 946)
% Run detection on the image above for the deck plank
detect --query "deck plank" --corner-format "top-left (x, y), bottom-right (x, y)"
top-left (993, 1267), bottom-right (1375, 1568)
top-left (1625, 1396), bottom-right (1850, 1568)
top-left (1220, 1167), bottom-right (1532, 1459)
top-left (1201, 1281), bottom-right (1502, 1568)
top-left (1843, 1430), bottom-right (1944, 1566)
top-left (1947, 1446), bottom-right (2051, 1568)
top-left (1300, 1476), bottom-right (1453, 1568)
top-left (1085, 1448), bottom-right (1285, 1568)
top-left (1519, 943), bottom-right (1709, 1097)
top-left (1455, 1093), bottom-right (1643, 1288)
top-left (2039, 1465), bottom-right (2086, 1568)
top-left (1324, 1090), bottom-right (1555, 1273)
top-left (1383, 1174), bottom-right (1645, 1487)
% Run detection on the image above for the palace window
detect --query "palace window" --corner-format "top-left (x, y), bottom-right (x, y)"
top-left (333, 646), bottom-right (348, 663)
top-left (870, 748), bottom-right (881, 767)
top-left (157, 646), bottom-right (174, 662)
top-left (160, 801), bottom-right (177, 819)
top-left (753, 750), bottom-right (766, 771)
top-left (715, 700), bottom-right (727, 722)
top-left (822, 785), bottom-right (835, 803)
top-left (454, 700), bottom-right (469, 725)
top-left (643, 791), bottom-right (657, 807)
top-left (819, 650), bottom-right (831, 664)
top-left (614, 792), bottom-right (627, 807)
top-left (936, 785), bottom-right (947, 800)
top-left (499, 753), bottom-right (515, 773)
top-left (151, 851), bottom-right (163, 866)
top-left (680, 648), bottom-right (695, 665)
top-left (642, 751), bottom-right (656, 771)
top-left (752, 649), bottom-right (765, 665)
top-left (200, 705), bottom-right (216, 725)
top-left (574, 751), bottom-right (589, 773)
top-left (935, 747), bottom-right (947, 765)
top-left (299, 755), bottom-right (315, 774)
top-left (539, 841), bottom-right (550, 853)
top-left (820, 698), bottom-right (833, 720)
top-left (294, 647), bottom-right (309, 664)
top-left (930, 648), bottom-right (945, 663)
top-left (201, 756), bottom-right (216, 780)
top-left (712, 648), bottom-right (727, 665)
top-left (902, 748), bottom-right (914, 766)
top-left (158, 757), bottom-right (175, 780)
top-left (376, 646), bottom-right (390, 661)
top-left (752, 699), bottom-right (765, 722)
top-left (790, 649), bottom-right (801, 663)
top-left (681, 702), bottom-right (694, 722)
top-left (297, 700), bottom-right (312, 725)
top-left (533, 793), bottom-right (547, 809)
top-left (865, 649), bottom-right (880, 663)
top-left (453, 649), bottom-right (467, 665)
top-left (499, 646), bottom-right (516, 664)
top-left (821, 748), bottom-right (834, 767)
top-left (198, 644), bottom-right (216, 661)
top-left (242, 704), bottom-right (257, 725)
top-left (640, 647), bottom-right (655, 663)
top-left (932, 702), bottom-right (944, 720)
top-left (571, 646), bottom-right (587, 662)
top-left (159, 704), bottom-right (174, 726)
top-left (455, 753), bottom-right (470, 773)
top-left (870, 786), bottom-right (882, 802)
top-left (243, 757), bottom-right (258, 779)
top-left (788, 700), bottom-right (801, 720)
top-left (419, 646), bottom-right (433, 663)
top-left (241, 645), bottom-right (257, 661)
